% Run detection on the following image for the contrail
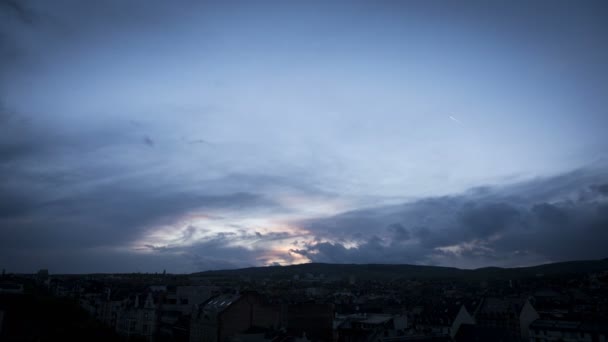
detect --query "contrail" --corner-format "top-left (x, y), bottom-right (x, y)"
top-left (449, 115), bottom-right (463, 125)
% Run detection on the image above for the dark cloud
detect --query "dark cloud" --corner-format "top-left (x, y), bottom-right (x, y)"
top-left (494, 200), bottom-right (608, 262)
top-left (459, 202), bottom-right (521, 238)
top-left (2, 117), bottom-right (607, 273)
top-left (592, 183), bottom-right (608, 196)
top-left (0, 106), bottom-right (325, 272)
top-left (531, 203), bottom-right (569, 225)
top-left (0, 0), bottom-right (45, 77)
top-left (387, 223), bottom-right (410, 241)
top-left (291, 167), bottom-right (608, 268)
top-left (0, 159), bottom-right (280, 251)
top-left (290, 237), bottom-right (431, 265)
top-left (143, 236), bottom-right (262, 271)
top-left (143, 135), bottom-right (154, 147)
top-left (137, 229), bottom-right (305, 272)
top-left (0, 0), bottom-right (34, 25)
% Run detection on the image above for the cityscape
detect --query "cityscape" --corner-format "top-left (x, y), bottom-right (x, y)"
top-left (2, 0), bottom-right (608, 341)
top-left (1, 260), bottom-right (608, 341)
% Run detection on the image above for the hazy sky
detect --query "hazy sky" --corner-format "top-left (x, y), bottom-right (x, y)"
top-left (1, 0), bottom-right (607, 273)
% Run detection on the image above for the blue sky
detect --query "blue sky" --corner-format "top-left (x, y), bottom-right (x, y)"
top-left (1, 0), bottom-right (607, 273)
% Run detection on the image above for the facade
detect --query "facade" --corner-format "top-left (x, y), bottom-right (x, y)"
top-left (116, 293), bottom-right (157, 339)
top-left (190, 292), bottom-right (281, 342)
top-left (190, 292), bottom-right (334, 342)
top-left (475, 297), bottom-right (539, 341)
top-left (449, 305), bottom-right (476, 339)
top-left (157, 285), bottom-right (217, 339)
top-left (519, 300), bottom-right (540, 340)
top-left (99, 299), bottom-right (123, 330)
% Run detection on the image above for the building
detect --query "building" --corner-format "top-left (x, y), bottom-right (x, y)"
top-left (528, 319), bottom-right (608, 342)
top-left (157, 285), bottom-right (218, 339)
top-left (414, 303), bottom-right (475, 339)
top-left (0, 282), bottom-right (24, 294)
top-left (116, 292), bottom-right (157, 339)
top-left (190, 292), bottom-right (281, 342)
top-left (474, 297), bottom-right (539, 341)
top-left (287, 302), bottom-right (334, 342)
top-left (454, 324), bottom-right (520, 342)
top-left (336, 313), bottom-right (405, 342)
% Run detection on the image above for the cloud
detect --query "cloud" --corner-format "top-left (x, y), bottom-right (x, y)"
top-left (135, 228), bottom-right (307, 272)
top-left (187, 138), bottom-right (211, 145)
top-left (0, 182), bottom-right (290, 273)
top-left (1, 0), bottom-right (608, 273)
top-left (0, 102), bottom-right (329, 272)
top-left (0, 170), bottom-right (280, 248)
top-left (2, 94), bottom-right (607, 272)
top-left (459, 202), bottom-right (521, 238)
top-left (143, 135), bottom-right (154, 147)
top-left (290, 237), bottom-right (432, 265)
top-left (387, 223), bottom-right (410, 241)
top-left (290, 166), bottom-right (608, 268)
top-left (592, 183), bottom-right (608, 196)
top-left (448, 115), bottom-right (463, 125)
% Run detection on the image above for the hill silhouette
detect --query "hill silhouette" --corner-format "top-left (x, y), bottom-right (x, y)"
top-left (192, 258), bottom-right (608, 281)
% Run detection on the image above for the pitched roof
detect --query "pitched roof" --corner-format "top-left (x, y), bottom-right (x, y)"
top-left (203, 293), bottom-right (240, 313)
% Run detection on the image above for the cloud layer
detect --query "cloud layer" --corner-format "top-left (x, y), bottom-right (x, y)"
top-left (291, 168), bottom-right (608, 268)
top-left (1, 1), bottom-right (608, 272)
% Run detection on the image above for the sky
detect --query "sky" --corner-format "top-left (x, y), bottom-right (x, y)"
top-left (1, 0), bottom-right (608, 273)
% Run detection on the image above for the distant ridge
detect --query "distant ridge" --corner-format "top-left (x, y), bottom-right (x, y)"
top-left (191, 258), bottom-right (608, 281)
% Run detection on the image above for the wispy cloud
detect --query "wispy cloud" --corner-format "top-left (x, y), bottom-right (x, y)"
top-left (449, 115), bottom-right (463, 125)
